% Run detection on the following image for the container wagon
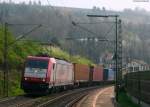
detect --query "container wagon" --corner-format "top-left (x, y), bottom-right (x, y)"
top-left (108, 68), bottom-right (115, 81)
top-left (73, 63), bottom-right (90, 87)
top-left (103, 68), bottom-right (115, 81)
top-left (92, 65), bottom-right (103, 85)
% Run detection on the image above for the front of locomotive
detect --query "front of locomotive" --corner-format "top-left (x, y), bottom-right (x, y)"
top-left (21, 56), bottom-right (51, 93)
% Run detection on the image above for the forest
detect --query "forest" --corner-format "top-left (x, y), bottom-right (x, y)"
top-left (0, 1), bottom-right (150, 64)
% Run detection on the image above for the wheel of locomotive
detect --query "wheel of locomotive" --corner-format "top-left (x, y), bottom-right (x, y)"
top-left (60, 86), bottom-right (64, 92)
top-left (45, 89), bottom-right (51, 94)
top-left (51, 87), bottom-right (56, 93)
top-left (55, 87), bottom-right (60, 93)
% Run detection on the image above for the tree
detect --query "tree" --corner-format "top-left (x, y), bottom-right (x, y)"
top-left (33, 1), bottom-right (37, 5)
top-left (102, 7), bottom-right (106, 11)
top-left (29, 0), bottom-right (32, 5)
top-left (38, 0), bottom-right (41, 6)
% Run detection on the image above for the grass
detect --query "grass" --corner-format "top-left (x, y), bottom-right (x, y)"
top-left (0, 70), bottom-right (24, 98)
top-left (8, 70), bottom-right (24, 96)
top-left (118, 90), bottom-right (140, 107)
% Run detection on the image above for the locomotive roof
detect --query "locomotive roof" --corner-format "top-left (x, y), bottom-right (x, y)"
top-left (27, 56), bottom-right (49, 60)
top-left (27, 56), bottom-right (72, 65)
top-left (55, 59), bottom-right (72, 65)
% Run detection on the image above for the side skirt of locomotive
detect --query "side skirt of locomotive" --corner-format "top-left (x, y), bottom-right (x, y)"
top-left (21, 80), bottom-right (114, 95)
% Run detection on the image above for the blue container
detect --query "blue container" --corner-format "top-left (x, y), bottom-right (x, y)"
top-left (103, 68), bottom-right (115, 81)
top-left (108, 69), bottom-right (115, 80)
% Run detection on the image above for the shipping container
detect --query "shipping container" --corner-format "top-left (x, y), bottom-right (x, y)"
top-left (103, 68), bottom-right (115, 81)
top-left (93, 65), bottom-right (103, 81)
top-left (73, 63), bottom-right (90, 82)
top-left (108, 69), bottom-right (115, 81)
top-left (53, 59), bottom-right (74, 86)
top-left (103, 68), bottom-right (109, 81)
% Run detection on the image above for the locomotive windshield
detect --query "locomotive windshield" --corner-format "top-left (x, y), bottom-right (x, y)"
top-left (24, 60), bottom-right (48, 78)
top-left (26, 60), bottom-right (48, 69)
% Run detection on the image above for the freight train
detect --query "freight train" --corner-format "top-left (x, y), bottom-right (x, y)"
top-left (21, 56), bottom-right (114, 94)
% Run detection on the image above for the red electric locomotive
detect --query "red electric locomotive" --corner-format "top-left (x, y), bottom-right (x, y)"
top-left (21, 56), bottom-right (74, 93)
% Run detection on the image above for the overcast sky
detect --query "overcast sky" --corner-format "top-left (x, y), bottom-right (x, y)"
top-left (2, 0), bottom-right (150, 11)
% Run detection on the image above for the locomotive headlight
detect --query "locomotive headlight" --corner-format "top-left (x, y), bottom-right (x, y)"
top-left (24, 77), bottom-right (27, 80)
top-left (42, 78), bottom-right (45, 82)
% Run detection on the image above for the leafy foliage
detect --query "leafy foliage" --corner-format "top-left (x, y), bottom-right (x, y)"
top-left (118, 90), bottom-right (140, 107)
top-left (0, 26), bottom-right (42, 69)
top-left (42, 46), bottom-right (94, 65)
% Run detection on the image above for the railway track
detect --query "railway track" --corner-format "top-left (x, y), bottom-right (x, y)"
top-left (0, 93), bottom-right (62, 107)
top-left (0, 96), bottom-right (16, 103)
top-left (0, 95), bottom-right (40, 107)
top-left (65, 94), bottom-right (87, 107)
top-left (0, 86), bottom-right (109, 107)
top-left (35, 86), bottom-right (104, 107)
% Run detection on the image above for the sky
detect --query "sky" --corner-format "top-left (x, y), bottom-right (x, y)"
top-left (2, 0), bottom-right (150, 11)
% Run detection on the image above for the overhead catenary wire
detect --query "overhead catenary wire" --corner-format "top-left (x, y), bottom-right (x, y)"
top-left (7, 23), bottom-right (42, 26)
top-left (74, 21), bottom-right (116, 25)
top-left (74, 20), bottom-right (116, 53)
top-left (66, 13), bottom-right (117, 62)
top-left (67, 20), bottom-right (115, 62)
top-left (72, 22), bottom-right (116, 43)
top-left (46, 0), bottom-right (109, 42)
top-left (46, 0), bottom-right (61, 18)
top-left (8, 24), bottom-right (42, 46)
top-left (72, 21), bottom-right (107, 39)
top-left (103, 24), bottom-right (115, 40)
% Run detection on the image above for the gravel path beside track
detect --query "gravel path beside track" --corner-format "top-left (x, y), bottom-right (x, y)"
top-left (74, 86), bottom-right (114, 107)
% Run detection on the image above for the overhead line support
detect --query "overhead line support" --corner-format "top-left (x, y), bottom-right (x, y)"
top-left (87, 14), bottom-right (121, 102)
